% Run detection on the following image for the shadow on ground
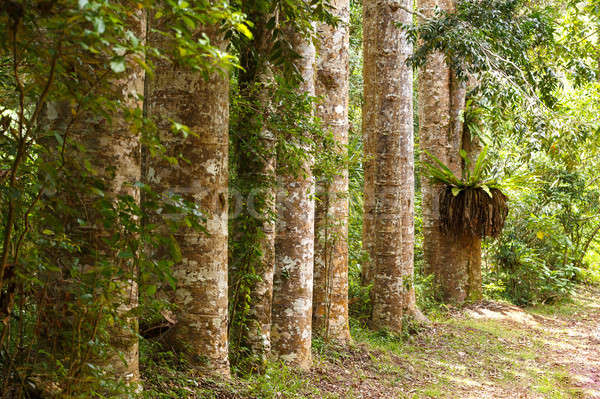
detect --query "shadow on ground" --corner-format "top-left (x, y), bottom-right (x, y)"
top-left (144, 286), bottom-right (600, 399)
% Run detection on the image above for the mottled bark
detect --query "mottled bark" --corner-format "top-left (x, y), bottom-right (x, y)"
top-left (103, 15), bottom-right (145, 382)
top-left (88, 38), bottom-right (143, 387)
top-left (230, 9), bottom-right (276, 368)
top-left (271, 28), bottom-right (316, 370)
top-left (313, 0), bottom-right (351, 343)
top-left (233, 72), bottom-right (276, 365)
top-left (361, 0), bottom-right (376, 286)
top-left (41, 11), bottom-right (145, 389)
top-left (146, 20), bottom-right (230, 374)
top-left (418, 0), bottom-right (483, 303)
top-left (363, 0), bottom-right (416, 332)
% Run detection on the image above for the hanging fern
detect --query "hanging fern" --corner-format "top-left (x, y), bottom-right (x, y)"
top-left (421, 147), bottom-right (509, 238)
top-left (439, 186), bottom-right (508, 238)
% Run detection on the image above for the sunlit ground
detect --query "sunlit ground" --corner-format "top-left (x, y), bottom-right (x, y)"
top-left (306, 286), bottom-right (600, 398)
top-left (151, 286), bottom-right (600, 398)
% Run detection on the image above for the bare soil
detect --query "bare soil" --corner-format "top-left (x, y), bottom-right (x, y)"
top-left (182, 286), bottom-right (600, 398)
top-left (303, 286), bottom-right (600, 398)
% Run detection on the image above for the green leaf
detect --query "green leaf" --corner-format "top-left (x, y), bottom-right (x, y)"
top-left (118, 250), bottom-right (134, 258)
top-left (452, 187), bottom-right (462, 197)
top-left (54, 132), bottom-right (64, 145)
top-left (168, 235), bottom-right (182, 263)
top-left (181, 15), bottom-right (195, 30)
top-left (90, 187), bottom-right (104, 197)
top-left (473, 146), bottom-right (489, 182)
top-left (78, 0), bottom-right (88, 8)
top-left (165, 273), bottom-right (177, 290)
top-left (171, 121), bottom-right (191, 137)
top-left (236, 23), bottom-right (253, 39)
top-left (93, 17), bottom-right (105, 34)
top-left (423, 151), bottom-right (461, 184)
top-left (110, 57), bottom-right (126, 73)
top-left (83, 159), bottom-right (94, 173)
top-left (145, 284), bottom-right (157, 296)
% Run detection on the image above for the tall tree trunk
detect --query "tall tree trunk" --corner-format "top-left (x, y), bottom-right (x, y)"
top-left (38, 11), bottom-right (145, 391)
top-left (361, 0), bottom-right (376, 286)
top-left (418, 0), bottom-right (483, 304)
top-left (230, 8), bottom-right (276, 370)
top-left (313, 0), bottom-right (351, 343)
top-left (271, 28), bottom-right (316, 370)
top-left (363, 0), bottom-right (417, 332)
top-left (146, 20), bottom-right (230, 374)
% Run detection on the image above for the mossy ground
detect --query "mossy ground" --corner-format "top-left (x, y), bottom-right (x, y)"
top-left (142, 286), bottom-right (600, 398)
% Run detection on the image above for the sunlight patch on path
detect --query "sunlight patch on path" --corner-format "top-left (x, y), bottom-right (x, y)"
top-left (465, 302), bottom-right (541, 327)
top-left (460, 287), bottom-right (600, 399)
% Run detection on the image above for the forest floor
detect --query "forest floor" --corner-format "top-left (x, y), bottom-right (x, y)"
top-left (144, 285), bottom-right (600, 398)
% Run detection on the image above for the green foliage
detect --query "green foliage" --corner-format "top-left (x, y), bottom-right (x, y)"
top-left (485, 229), bottom-right (580, 306)
top-left (227, 0), bottom-right (344, 369)
top-left (0, 0), bottom-right (249, 395)
top-left (405, 0), bottom-right (559, 107)
top-left (232, 0), bottom-right (338, 84)
top-left (421, 146), bottom-right (502, 198)
top-left (477, 51), bottom-right (600, 304)
top-left (484, 166), bottom-right (600, 305)
top-left (413, 273), bottom-right (445, 314)
top-left (348, 258), bottom-right (371, 323)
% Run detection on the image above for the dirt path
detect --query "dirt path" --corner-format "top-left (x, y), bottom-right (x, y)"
top-left (305, 286), bottom-right (600, 398)
top-left (191, 286), bottom-right (600, 398)
top-left (527, 288), bottom-right (600, 398)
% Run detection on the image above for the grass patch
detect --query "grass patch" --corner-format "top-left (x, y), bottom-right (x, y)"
top-left (140, 287), bottom-right (600, 398)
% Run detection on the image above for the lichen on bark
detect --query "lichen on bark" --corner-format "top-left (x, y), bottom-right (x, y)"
top-left (363, 0), bottom-right (421, 332)
top-left (313, 0), bottom-right (351, 344)
top-left (146, 19), bottom-right (230, 375)
top-left (271, 27), bottom-right (316, 370)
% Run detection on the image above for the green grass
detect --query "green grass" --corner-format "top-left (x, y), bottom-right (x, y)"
top-left (141, 287), bottom-right (600, 398)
